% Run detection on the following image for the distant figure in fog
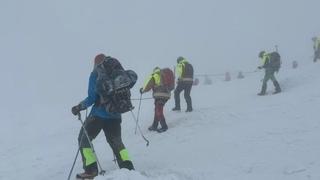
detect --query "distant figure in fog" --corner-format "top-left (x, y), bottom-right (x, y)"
top-left (225, 72), bottom-right (231, 81)
top-left (292, 61), bottom-right (298, 69)
top-left (257, 51), bottom-right (281, 96)
top-left (172, 56), bottom-right (194, 112)
top-left (237, 71), bottom-right (245, 79)
top-left (312, 36), bottom-right (320, 62)
top-left (204, 75), bottom-right (212, 85)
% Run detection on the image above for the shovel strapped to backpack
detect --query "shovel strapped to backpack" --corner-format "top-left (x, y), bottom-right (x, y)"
top-left (95, 57), bottom-right (137, 114)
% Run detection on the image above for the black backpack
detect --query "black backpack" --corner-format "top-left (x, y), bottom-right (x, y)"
top-left (269, 52), bottom-right (281, 71)
top-left (95, 57), bottom-right (137, 114)
top-left (184, 63), bottom-right (194, 79)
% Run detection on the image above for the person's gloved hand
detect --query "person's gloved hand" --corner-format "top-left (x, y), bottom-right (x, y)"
top-left (71, 104), bottom-right (83, 116)
top-left (139, 88), bottom-right (144, 94)
top-left (257, 66), bottom-right (263, 69)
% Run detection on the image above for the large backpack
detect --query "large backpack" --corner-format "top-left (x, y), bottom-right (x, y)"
top-left (184, 63), bottom-right (194, 79)
top-left (160, 68), bottom-right (175, 92)
top-left (96, 58), bottom-right (137, 114)
top-left (269, 52), bottom-right (281, 71)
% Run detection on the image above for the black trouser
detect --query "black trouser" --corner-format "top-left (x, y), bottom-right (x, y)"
top-left (260, 68), bottom-right (281, 93)
top-left (314, 49), bottom-right (320, 62)
top-left (174, 81), bottom-right (193, 110)
top-left (78, 116), bottom-right (133, 171)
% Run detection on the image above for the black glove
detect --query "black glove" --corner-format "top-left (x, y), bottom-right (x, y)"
top-left (258, 66), bottom-right (263, 69)
top-left (139, 88), bottom-right (144, 94)
top-left (71, 104), bottom-right (82, 116)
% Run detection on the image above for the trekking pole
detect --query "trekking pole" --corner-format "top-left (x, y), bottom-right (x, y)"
top-left (113, 154), bottom-right (117, 164)
top-left (67, 148), bottom-right (80, 180)
top-left (67, 113), bottom-right (85, 180)
top-left (130, 110), bottom-right (149, 146)
top-left (78, 112), bottom-right (106, 176)
top-left (134, 93), bottom-right (143, 134)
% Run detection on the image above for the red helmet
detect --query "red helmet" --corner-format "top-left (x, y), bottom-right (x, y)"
top-left (94, 54), bottom-right (106, 65)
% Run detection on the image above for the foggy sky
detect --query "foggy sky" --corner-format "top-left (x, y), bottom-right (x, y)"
top-left (0, 0), bottom-right (319, 115)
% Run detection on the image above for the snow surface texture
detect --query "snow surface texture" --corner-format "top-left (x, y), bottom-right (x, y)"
top-left (1, 62), bottom-right (320, 180)
top-left (1, 1), bottom-right (320, 179)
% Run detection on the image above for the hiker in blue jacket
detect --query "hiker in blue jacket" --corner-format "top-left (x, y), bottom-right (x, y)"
top-left (71, 54), bottom-right (134, 179)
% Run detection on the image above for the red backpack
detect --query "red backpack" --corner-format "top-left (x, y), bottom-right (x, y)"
top-left (160, 68), bottom-right (175, 91)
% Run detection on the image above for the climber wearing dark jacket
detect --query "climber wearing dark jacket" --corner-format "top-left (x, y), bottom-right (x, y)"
top-left (257, 51), bottom-right (281, 96)
top-left (172, 56), bottom-right (194, 112)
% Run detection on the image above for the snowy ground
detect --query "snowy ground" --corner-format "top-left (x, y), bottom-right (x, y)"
top-left (1, 62), bottom-right (320, 180)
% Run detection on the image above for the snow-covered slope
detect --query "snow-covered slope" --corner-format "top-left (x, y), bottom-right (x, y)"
top-left (1, 63), bottom-right (320, 180)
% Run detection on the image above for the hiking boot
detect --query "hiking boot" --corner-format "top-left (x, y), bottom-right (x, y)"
top-left (257, 92), bottom-right (266, 96)
top-left (76, 170), bottom-right (98, 179)
top-left (186, 108), bottom-right (193, 112)
top-left (273, 81), bottom-right (281, 93)
top-left (148, 120), bottom-right (158, 131)
top-left (259, 83), bottom-right (267, 96)
top-left (172, 107), bottom-right (181, 111)
top-left (76, 162), bottom-right (98, 179)
top-left (157, 119), bottom-right (168, 132)
top-left (159, 119), bottom-right (168, 130)
top-left (157, 126), bottom-right (168, 133)
top-left (148, 125), bottom-right (158, 131)
top-left (273, 89), bottom-right (281, 94)
top-left (119, 160), bottom-right (135, 170)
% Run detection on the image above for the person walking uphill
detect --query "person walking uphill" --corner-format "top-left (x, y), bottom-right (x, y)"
top-left (257, 51), bottom-right (281, 96)
top-left (140, 67), bottom-right (174, 133)
top-left (71, 54), bottom-right (134, 179)
top-left (172, 56), bottom-right (194, 112)
top-left (312, 36), bottom-right (320, 62)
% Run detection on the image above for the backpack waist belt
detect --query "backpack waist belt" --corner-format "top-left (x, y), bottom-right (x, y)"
top-left (153, 92), bottom-right (171, 98)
